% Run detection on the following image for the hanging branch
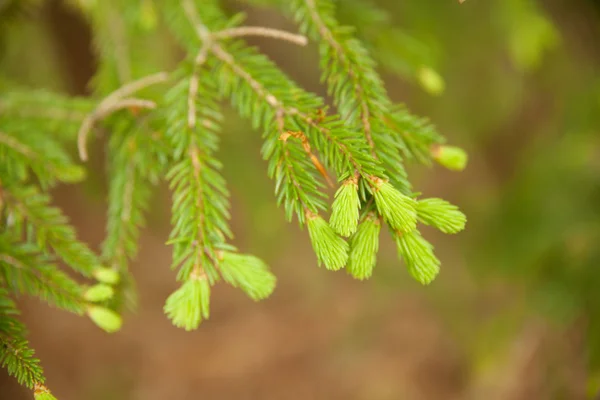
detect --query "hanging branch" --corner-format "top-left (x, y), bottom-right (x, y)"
top-left (0, 1), bottom-right (469, 394)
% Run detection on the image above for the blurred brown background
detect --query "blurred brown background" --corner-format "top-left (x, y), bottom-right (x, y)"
top-left (2, 0), bottom-right (600, 399)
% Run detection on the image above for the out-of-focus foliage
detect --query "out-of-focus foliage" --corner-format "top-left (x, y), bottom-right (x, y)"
top-left (396, 0), bottom-right (600, 396)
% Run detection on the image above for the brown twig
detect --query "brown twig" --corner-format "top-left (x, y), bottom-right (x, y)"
top-left (214, 26), bottom-right (308, 46)
top-left (280, 130), bottom-right (334, 187)
top-left (77, 72), bottom-right (169, 161)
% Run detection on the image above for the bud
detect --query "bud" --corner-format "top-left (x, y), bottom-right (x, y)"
top-left (417, 198), bottom-right (466, 234)
top-left (87, 306), bottom-right (122, 333)
top-left (306, 212), bottom-right (349, 271)
top-left (347, 214), bottom-right (381, 280)
top-left (164, 275), bottom-right (211, 331)
top-left (329, 178), bottom-right (360, 237)
top-left (417, 66), bottom-right (445, 96)
top-left (83, 284), bottom-right (115, 302)
top-left (56, 165), bottom-right (86, 184)
top-left (92, 267), bottom-right (120, 285)
top-left (220, 252), bottom-right (276, 300)
top-left (431, 145), bottom-right (468, 171)
top-left (395, 230), bottom-right (440, 285)
top-left (371, 177), bottom-right (417, 233)
top-left (34, 384), bottom-right (57, 400)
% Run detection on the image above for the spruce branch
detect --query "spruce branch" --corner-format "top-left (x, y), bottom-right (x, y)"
top-left (101, 118), bottom-right (163, 312)
top-left (179, 1), bottom-right (386, 219)
top-left (177, 0), bottom-right (332, 221)
top-left (0, 91), bottom-right (91, 127)
top-left (0, 237), bottom-right (85, 314)
top-left (0, 130), bottom-right (85, 187)
top-left (300, 0), bottom-right (378, 154)
top-left (335, 0), bottom-right (445, 95)
top-left (2, 185), bottom-right (100, 277)
top-left (274, 112), bottom-right (326, 218)
top-left (290, 0), bottom-right (450, 190)
top-left (164, 70), bottom-right (231, 283)
top-left (0, 289), bottom-right (45, 389)
top-left (0, 0), bottom-right (474, 393)
top-left (279, 130), bottom-right (334, 187)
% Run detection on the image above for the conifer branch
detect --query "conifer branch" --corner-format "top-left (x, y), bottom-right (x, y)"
top-left (178, 0), bottom-right (331, 220)
top-left (189, 146), bottom-right (211, 276)
top-left (101, 120), bottom-right (158, 287)
top-left (0, 336), bottom-right (43, 389)
top-left (2, 185), bottom-right (100, 277)
top-left (103, 152), bottom-right (139, 274)
top-left (212, 43), bottom-right (367, 176)
top-left (275, 110), bottom-right (318, 213)
top-left (0, 290), bottom-right (45, 389)
top-left (0, 91), bottom-right (93, 144)
top-left (0, 130), bottom-right (84, 187)
top-left (290, 0), bottom-right (443, 191)
top-left (204, 37), bottom-right (380, 192)
top-left (0, 240), bottom-right (85, 314)
top-left (183, 1), bottom-right (385, 199)
top-left (164, 72), bottom-right (231, 282)
top-left (0, 98), bottom-right (89, 124)
top-left (0, 2), bottom-right (472, 387)
top-left (302, 0), bottom-right (377, 154)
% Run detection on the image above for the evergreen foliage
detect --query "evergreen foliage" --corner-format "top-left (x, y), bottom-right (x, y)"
top-left (0, 0), bottom-right (467, 396)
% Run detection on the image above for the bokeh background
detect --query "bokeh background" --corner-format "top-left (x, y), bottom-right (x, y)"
top-left (1, 0), bottom-right (600, 399)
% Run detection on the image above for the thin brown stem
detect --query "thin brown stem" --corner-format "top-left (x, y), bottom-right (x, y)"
top-left (77, 72), bottom-right (168, 161)
top-left (78, 98), bottom-right (157, 161)
top-left (101, 72), bottom-right (169, 108)
top-left (215, 26), bottom-right (307, 46)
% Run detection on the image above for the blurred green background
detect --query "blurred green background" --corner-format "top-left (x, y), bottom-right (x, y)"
top-left (1, 0), bottom-right (600, 399)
